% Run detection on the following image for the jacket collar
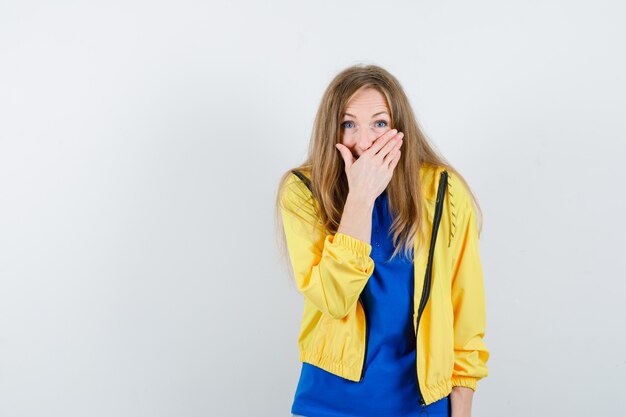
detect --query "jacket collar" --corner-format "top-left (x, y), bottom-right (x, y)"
top-left (419, 162), bottom-right (445, 203)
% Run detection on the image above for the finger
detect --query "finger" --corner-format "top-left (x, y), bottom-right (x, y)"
top-left (335, 143), bottom-right (354, 169)
top-left (363, 128), bottom-right (399, 157)
top-left (376, 132), bottom-right (404, 162)
top-left (386, 148), bottom-right (401, 170)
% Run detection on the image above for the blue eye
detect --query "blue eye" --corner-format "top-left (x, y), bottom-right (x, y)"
top-left (374, 120), bottom-right (388, 128)
top-left (341, 121), bottom-right (355, 129)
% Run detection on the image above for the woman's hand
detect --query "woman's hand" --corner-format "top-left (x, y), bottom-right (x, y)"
top-left (335, 128), bottom-right (404, 204)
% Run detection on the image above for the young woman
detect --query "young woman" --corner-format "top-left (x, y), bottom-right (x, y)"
top-left (275, 64), bottom-right (489, 417)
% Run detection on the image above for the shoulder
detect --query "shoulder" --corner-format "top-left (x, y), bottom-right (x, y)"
top-left (446, 170), bottom-right (472, 211)
top-left (420, 163), bottom-right (475, 243)
top-left (279, 168), bottom-right (314, 209)
top-left (420, 162), bottom-right (469, 206)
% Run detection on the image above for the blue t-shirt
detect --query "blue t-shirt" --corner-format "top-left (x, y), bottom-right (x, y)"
top-left (291, 189), bottom-right (450, 417)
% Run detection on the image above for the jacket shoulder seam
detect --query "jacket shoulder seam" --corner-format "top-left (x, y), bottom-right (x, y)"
top-left (447, 171), bottom-right (457, 247)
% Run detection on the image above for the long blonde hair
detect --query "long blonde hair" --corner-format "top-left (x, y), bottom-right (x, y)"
top-left (274, 64), bottom-right (482, 272)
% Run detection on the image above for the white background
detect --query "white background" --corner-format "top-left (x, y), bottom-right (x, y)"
top-left (1, 1), bottom-right (624, 416)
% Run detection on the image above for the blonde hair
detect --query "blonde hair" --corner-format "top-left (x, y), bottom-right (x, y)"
top-left (274, 64), bottom-right (482, 273)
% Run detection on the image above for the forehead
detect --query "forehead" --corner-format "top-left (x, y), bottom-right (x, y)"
top-left (344, 88), bottom-right (389, 116)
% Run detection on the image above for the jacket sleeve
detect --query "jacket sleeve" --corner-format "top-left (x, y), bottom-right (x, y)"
top-left (449, 186), bottom-right (490, 391)
top-left (279, 173), bottom-right (375, 319)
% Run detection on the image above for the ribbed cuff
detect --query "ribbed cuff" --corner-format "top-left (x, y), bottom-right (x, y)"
top-left (331, 232), bottom-right (373, 257)
top-left (451, 376), bottom-right (478, 391)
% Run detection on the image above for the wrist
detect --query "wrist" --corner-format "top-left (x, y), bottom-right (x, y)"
top-left (346, 192), bottom-right (375, 207)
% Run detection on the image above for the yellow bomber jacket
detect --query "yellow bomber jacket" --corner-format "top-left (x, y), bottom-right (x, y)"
top-left (279, 163), bottom-right (489, 406)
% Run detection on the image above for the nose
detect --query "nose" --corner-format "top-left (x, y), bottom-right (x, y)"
top-left (357, 125), bottom-right (376, 151)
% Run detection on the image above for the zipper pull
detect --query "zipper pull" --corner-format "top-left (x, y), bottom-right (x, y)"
top-left (418, 398), bottom-right (427, 415)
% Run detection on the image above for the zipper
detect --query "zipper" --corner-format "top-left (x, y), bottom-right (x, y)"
top-left (358, 295), bottom-right (368, 382)
top-left (414, 170), bottom-right (448, 407)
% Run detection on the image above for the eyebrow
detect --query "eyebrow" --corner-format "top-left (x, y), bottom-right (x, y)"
top-left (343, 111), bottom-right (389, 119)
